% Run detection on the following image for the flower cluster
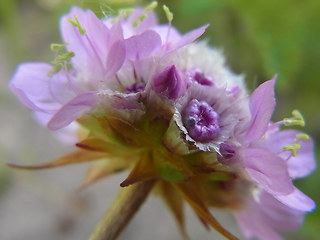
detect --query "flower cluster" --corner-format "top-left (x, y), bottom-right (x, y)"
top-left (9, 3), bottom-right (316, 240)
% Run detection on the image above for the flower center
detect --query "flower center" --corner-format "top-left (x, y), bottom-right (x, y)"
top-left (125, 82), bottom-right (146, 94)
top-left (183, 99), bottom-right (220, 142)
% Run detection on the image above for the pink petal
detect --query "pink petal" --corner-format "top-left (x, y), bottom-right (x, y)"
top-left (235, 191), bottom-right (307, 240)
top-left (242, 147), bottom-right (294, 195)
top-left (125, 8), bottom-right (158, 34)
top-left (47, 91), bottom-right (98, 130)
top-left (35, 112), bottom-right (79, 144)
top-left (151, 25), bottom-right (181, 49)
top-left (60, 7), bottom-right (119, 81)
top-left (235, 205), bottom-right (284, 240)
top-left (60, 8), bottom-right (98, 74)
top-left (259, 191), bottom-right (306, 230)
top-left (9, 63), bottom-right (60, 112)
top-left (275, 187), bottom-right (316, 212)
top-left (105, 40), bottom-right (126, 78)
top-left (255, 129), bottom-right (316, 178)
top-left (171, 24), bottom-right (209, 51)
top-left (110, 15), bottom-right (124, 41)
top-left (288, 136), bottom-right (316, 178)
top-left (254, 129), bottom-right (297, 155)
top-left (125, 30), bottom-right (162, 60)
top-left (246, 77), bottom-right (276, 143)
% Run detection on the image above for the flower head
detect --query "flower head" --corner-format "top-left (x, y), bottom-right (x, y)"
top-left (174, 81), bottom-right (249, 152)
top-left (8, 4), bottom-right (316, 240)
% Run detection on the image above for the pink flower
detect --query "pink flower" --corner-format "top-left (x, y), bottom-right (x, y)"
top-left (174, 81), bottom-right (249, 151)
top-left (235, 190), bottom-right (312, 240)
top-left (229, 77), bottom-right (316, 239)
top-left (8, 5), bottom-right (316, 240)
top-left (9, 6), bottom-right (208, 132)
top-left (236, 77), bottom-right (316, 196)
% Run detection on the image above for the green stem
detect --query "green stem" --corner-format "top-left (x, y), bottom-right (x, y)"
top-left (89, 179), bottom-right (156, 240)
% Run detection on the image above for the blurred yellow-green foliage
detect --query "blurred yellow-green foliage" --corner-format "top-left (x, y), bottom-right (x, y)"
top-left (1, 0), bottom-right (319, 239)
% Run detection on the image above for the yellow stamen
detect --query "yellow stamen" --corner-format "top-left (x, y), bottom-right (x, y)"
top-left (50, 43), bottom-right (68, 52)
top-left (283, 140), bottom-right (301, 157)
top-left (163, 5), bottom-right (173, 22)
top-left (132, 14), bottom-right (147, 27)
top-left (283, 109), bottom-right (305, 127)
top-left (67, 15), bottom-right (86, 35)
top-left (48, 63), bottom-right (63, 76)
top-left (53, 51), bottom-right (74, 63)
top-left (297, 133), bottom-right (310, 141)
top-left (122, 8), bottom-right (134, 18)
top-left (144, 1), bottom-right (158, 11)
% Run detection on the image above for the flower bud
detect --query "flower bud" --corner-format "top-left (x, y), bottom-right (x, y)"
top-left (152, 65), bottom-right (186, 99)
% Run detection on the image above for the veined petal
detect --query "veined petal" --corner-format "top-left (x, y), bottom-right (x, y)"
top-left (246, 77), bottom-right (276, 143)
top-left (105, 40), bottom-right (126, 78)
top-left (48, 91), bottom-right (98, 130)
top-left (235, 190), bottom-right (308, 240)
top-left (60, 7), bottom-right (118, 81)
top-left (125, 30), bottom-right (161, 60)
top-left (288, 136), bottom-right (316, 179)
top-left (241, 147), bottom-right (294, 195)
top-left (259, 191), bottom-right (306, 230)
top-left (151, 25), bottom-right (181, 50)
top-left (171, 24), bottom-right (209, 52)
top-left (235, 202), bottom-right (284, 240)
top-left (255, 129), bottom-right (316, 178)
top-left (123, 8), bottom-right (158, 36)
top-left (35, 111), bottom-right (80, 144)
top-left (275, 187), bottom-right (316, 212)
top-left (9, 63), bottom-right (60, 112)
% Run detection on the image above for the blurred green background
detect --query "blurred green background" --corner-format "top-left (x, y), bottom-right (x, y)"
top-left (0, 0), bottom-right (319, 239)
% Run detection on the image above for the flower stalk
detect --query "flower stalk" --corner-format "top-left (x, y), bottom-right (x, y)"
top-left (89, 180), bottom-right (156, 240)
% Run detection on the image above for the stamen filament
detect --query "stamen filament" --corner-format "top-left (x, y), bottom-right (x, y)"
top-left (283, 140), bottom-right (301, 157)
top-left (50, 43), bottom-right (68, 52)
top-left (144, 1), bottom-right (158, 11)
top-left (162, 5), bottom-right (173, 50)
top-left (297, 133), bottom-right (310, 141)
top-left (67, 15), bottom-right (86, 35)
top-left (132, 14), bottom-right (147, 27)
top-left (283, 109), bottom-right (305, 127)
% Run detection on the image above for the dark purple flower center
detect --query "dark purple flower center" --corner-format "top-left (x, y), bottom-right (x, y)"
top-left (125, 82), bottom-right (146, 94)
top-left (183, 99), bottom-right (220, 143)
